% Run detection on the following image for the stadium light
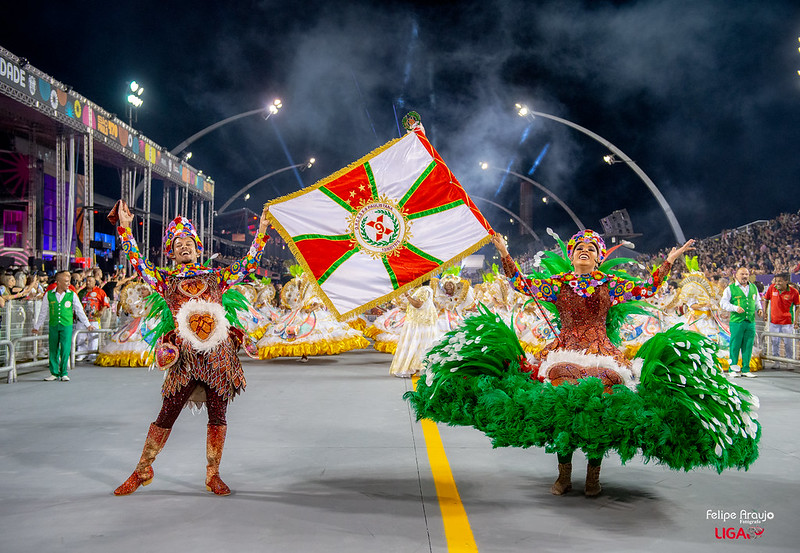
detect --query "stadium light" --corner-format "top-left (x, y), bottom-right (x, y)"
top-left (266, 98), bottom-right (282, 118)
top-left (126, 81), bottom-right (144, 125)
top-left (127, 81), bottom-right (144, 106)
top-left (168, 98), bottom-right (285, 157)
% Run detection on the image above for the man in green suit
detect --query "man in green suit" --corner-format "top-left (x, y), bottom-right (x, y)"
top-left (720, 267), bottom-right (763, 378)
top-left (32, 271), bottom-right (95, 381)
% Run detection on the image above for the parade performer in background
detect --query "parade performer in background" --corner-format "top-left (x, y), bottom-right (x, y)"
top-left (433, 269), bottom-right (475, 334)
top-left (407, 230), bottom-right (760, 497)
top-left (95, 280), bottom-right (155, 367)
top-left (473, 264), bottom-right (514, 323)
top-left (229, 280), bottom-right (268, 357)
top-left (389, 283), bottom-right (438, 378)
top-left (32, 270), bottom-right (96, 381)
top-left (257, 266), bottom-right (369, 361)
top-left (111, 199), bottom-right (269, 496)
top-left (365, 295), bottom-right (409, 354)
top-left (250, 276), bottom-right (282, 340)
top-left (346, 314), bottom-right (369, 333)
top-left (512, 292), bottom-right (560, 355)
top-left (660, 256), bottom-right (731, 359)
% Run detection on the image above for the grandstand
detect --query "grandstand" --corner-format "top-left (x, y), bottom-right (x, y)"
top-left (0, 45), bottom-right (215, 271)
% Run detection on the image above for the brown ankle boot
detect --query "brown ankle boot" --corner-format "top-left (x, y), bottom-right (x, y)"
top-left (585, 464), bottom-right (602, 496)
top-left (550, 463), bottom-right (572, 495)
top-left (206, 424), bottom-right (231, 495)
top-left (114, 423), bottom-right (171, 496)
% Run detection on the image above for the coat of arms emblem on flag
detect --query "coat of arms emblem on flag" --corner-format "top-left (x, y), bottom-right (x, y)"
top-left (266, 126), bottom-right (494, 319)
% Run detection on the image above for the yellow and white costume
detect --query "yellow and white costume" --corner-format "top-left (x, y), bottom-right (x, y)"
top-left (433, 274), bottom-right (475, 334)
top-left (366, 295), bottom-right (410, 354)
top-left (389, 285), bottom-right (438, 377)
top-left (256, 273), bottom-right (369, 359)
top-left (95, 281), bottom-right (156, 367)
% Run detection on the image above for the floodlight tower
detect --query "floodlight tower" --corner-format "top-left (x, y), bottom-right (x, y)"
top-left (126, 81), bottom-right (144, 126)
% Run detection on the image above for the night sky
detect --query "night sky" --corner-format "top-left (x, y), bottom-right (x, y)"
top-left (2, 0), bottom-right (799, 254)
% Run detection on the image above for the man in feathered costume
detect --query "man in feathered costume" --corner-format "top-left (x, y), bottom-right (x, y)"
top-left (111, 200), bottom-right (269, 496)
top-left (407, 229), bottom-right (760, 497)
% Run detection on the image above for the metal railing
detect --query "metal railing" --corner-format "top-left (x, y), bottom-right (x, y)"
top-left (1, 298), bottom-right (119, 382)
top-left (2, 328), bottom-right (115, 382)
top-left (70, 328), bottom-right (114, 371)
top-left (12, 335), bottom-right (50, 376)
top-left (0, 339), bottom-right (15, 383)
top-left (0, 298), bottom-right (39, 363)
top-left (760, 328), bottom-right (800, 369)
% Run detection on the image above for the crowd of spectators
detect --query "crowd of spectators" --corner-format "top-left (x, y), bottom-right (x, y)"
top-left (4, 210), bottom-right (798, 312)
top-left (0, 243), bottom-right (290, 316)
top-left (0, 268), bottom-right (49, 307)
top-left (511, 210), bottom-right (800, 284)
top-left (0, 265), bottom-right (138, 313)
top-left (639, 210), bottom-right (800, 280)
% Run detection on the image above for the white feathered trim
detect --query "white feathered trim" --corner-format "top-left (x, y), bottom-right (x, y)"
top-left (629, 357), bottom-right (643, 381)
top-left (538, 349), bottom-right (638, 390)
top-left (175, 299), bottom-right (230, 353)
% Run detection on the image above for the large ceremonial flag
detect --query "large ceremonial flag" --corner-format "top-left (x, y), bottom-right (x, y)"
top-left (266, 128), bottom-right (494, 319)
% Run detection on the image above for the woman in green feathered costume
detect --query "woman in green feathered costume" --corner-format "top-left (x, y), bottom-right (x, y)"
top-left (405, 229), bottom-right (760, 497)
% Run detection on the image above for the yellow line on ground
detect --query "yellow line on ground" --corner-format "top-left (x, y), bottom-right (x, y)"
top-left (414, 376), bottom-right (478, 552)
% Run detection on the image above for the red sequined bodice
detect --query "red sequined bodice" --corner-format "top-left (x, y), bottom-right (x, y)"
top-left (536, 283), bottom-right (628, 366)
top-left (160, 272), bottom-right (245, 402)
top-left (164, 273), bottom-right (222, 315)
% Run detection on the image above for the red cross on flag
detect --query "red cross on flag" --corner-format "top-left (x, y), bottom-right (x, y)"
top-left (266, 127), bottom-right (494, 319)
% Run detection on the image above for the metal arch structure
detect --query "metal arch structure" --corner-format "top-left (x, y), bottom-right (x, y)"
top-left (471, 195), bottom-right (542, 244)
top-left (169, 108), bottom-right (268, 156)
top-left (486, 167), bottom-right (586, 232)
top-left (524, 108), bottom-right (686, 245)
top-left (217, 162), bottom-right (310, 215)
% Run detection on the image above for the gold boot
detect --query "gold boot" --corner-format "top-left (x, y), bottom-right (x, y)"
top-left (550, 462), bottom-right (572, 495)
top-left (114, 423), bottom-right (171, 496)
top-left (585, 464), bottom-right (602, 497)
top-left (206, 424), bottom-right (231, 495)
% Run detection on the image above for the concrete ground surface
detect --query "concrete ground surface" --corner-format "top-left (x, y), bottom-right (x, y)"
top-left (1, 349), bottom-right (797, 553)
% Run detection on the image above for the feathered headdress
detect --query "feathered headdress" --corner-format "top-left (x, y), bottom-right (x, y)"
top-left (684, 255), bottom-right (701, 273)
top-left (163, 216), bottom-right (203, 257)
top-left (566, 229), bottom-right (607, 262)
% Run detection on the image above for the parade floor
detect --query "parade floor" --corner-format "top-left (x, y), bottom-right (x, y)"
top-left (1, 349), bottom-right (798, 552)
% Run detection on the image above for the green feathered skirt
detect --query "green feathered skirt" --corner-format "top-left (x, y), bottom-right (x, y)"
top-left (404, 304), bottom-right (760, 473)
